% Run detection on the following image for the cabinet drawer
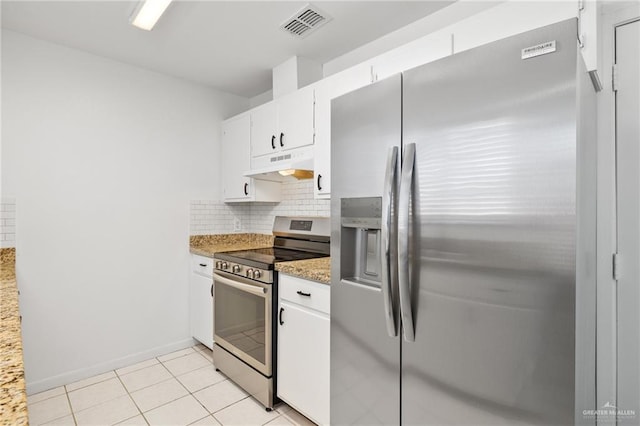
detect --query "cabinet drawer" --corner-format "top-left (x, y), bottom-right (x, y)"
top-left (191, 254), bottom-right (214, 277)
top-left (279, 274), bottom-right (330, 314)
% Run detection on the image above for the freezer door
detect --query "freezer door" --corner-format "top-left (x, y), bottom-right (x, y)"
top-left (330, 74), bottom-right (402, 425)
top-left (401, 20), bottom-right (584, 425)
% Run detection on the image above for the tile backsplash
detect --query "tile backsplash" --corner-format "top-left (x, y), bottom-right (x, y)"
top-left (190, 180), bottom-right (330, 235)
top-left (1, 198), bottom-right (16, 248)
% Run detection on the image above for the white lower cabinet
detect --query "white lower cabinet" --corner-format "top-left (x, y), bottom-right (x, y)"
top-left (190, 254), bottom-right (214, 350)
top-left (277, 274), bottom-right (330, 425)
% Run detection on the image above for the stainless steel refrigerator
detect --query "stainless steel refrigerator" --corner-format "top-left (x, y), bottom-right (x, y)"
top-left (330, 19), bottom-right (596, 425)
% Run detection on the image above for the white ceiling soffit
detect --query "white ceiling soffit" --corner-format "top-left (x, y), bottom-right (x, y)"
top-left (0, 1), bottom-right (455, 98)
top-left (281, 4), bottom-right (332, 38)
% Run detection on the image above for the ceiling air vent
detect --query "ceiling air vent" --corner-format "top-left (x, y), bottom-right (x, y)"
top-left (281, 4), bottom-right (332, 38)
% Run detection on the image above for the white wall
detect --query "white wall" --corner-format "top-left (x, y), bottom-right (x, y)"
top-left (1, 30), bottom-right (249, 393)
top-left (190, 180), bottom-right (330, 235)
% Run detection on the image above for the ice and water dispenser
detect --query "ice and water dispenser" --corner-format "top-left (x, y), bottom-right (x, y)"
top-left (340, 197), bottom-right (383, 288)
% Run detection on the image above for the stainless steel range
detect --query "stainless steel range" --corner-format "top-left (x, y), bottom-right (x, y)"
top-left (212, 216), bottom-right (330, 410)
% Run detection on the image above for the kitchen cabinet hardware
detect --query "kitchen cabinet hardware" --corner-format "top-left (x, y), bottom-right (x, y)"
top-left (296, 290), bottom-right (311, 297)
top-left (271, 135), bottom-right (276, 149)
top-left (317, 174), bottom-right (322, 191)
top-left (280, 132), bottom-right (284, 147)
top-left (199, 263), bottom-right (207, 267)
top-left (279, 307), bottom-right (285, 325)
top-left (243, 182), bottom-right (249, 196)
top-left (210, 284), bottom-right (213, 297)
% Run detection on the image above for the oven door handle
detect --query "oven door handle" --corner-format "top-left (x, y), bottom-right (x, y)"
top-left (213, 273), bottom-right (267, 296)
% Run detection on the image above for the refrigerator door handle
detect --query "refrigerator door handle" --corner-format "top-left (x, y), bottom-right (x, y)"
top-left (381, 146), bottom-right (398, 337)
top-left (398, 143), bottom-right (416, 342)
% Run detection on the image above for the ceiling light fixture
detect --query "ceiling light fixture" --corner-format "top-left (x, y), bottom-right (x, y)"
top-left (130, 0), bottom-right (173, 31)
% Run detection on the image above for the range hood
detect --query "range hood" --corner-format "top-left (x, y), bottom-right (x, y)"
top-left (244, 146), bottom-right (314, 182)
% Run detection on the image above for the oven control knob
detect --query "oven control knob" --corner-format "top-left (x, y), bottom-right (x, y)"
top-left (253, 270), bottom-right (262, 279)
top-left (246, 268), bottom-right (254, 278)
top-left (215, 261), bottom-right (221, 269)
top-left (221, 262), bottom-right (228, 270)
top-left (232, 265), bottom-right (241, 273)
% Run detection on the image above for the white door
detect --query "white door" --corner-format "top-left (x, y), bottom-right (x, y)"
top-left (278, 301), bottom-right (330, 425)
top-left (277, 86), bottom-right (315, 152)
top-left (222, 115), bottom-right (252, 200)
top-left (190, 271), bottom-right (213, 349)
top-left (616, 18), bottom-right (640, 424)
top-left (251, 102), bottom-right (277, 158)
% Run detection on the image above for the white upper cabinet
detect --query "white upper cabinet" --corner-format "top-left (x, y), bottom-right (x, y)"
top-left (250, 102), bottom-right (277, 158)
top-left (221, 114), bottom-right (280, 202)
top-left (277, 86), bottom-right (315, 152)
top-left (251, 86), bottom-right (315, 159)
top-left (314, 63), bottom-right (373, 199)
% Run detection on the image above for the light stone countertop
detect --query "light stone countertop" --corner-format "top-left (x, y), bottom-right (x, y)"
top-left (189, 233), bottom-right (274, 258)
top-left (276, 257), bottom-right (331, 285)
top-left (0, 248), bottom-right (28, 425)
top-left (190, 234), bottom-right (331, 285)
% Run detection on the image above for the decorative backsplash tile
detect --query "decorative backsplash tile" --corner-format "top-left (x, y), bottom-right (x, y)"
top-left (190, 180), bottom-right (330, 235)
top-left (1, 199), bottom-right (16, 249)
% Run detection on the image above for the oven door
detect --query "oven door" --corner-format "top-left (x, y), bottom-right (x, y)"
top-left (213, 270), bottom-right (272, 377)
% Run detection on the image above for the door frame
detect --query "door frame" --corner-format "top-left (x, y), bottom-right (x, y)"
top-left (596, 2), bottom-right (640, 421)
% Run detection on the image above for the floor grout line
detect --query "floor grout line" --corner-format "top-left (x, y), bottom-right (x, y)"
top-left (64, 387), bottom-right (79, 426)
top-left (113, 369), bottom-right (147, 426)
top-left (28, 345), bottom-right (308, 426)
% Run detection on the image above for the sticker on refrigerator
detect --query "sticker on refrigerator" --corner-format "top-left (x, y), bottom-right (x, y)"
top-left (521, 40), bottom-right (556, 59)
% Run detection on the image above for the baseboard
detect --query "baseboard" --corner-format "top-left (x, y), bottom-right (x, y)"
top-left (26, 338), bottom-right (197, 395)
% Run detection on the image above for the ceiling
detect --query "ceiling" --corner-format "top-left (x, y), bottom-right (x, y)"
top-left (1, 1), bottom-right (453, 98)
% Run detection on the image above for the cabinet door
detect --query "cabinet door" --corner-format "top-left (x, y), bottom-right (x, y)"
top-left (278, 300), bottom-right (330, 425)
top-left (314, 64), bottom-right (372, 199)
top-left (222, 115), bottom-right (252, 200)
top-left (251, 102), bottom-right (278, 158)
top-left (190, 271), bottom-right (213, 350)
top-left (277, 86), bottom-right (315, 152)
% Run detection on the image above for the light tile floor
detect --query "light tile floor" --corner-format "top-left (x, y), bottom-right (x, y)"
top-left (27, 344), bottom-right (316, 426)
